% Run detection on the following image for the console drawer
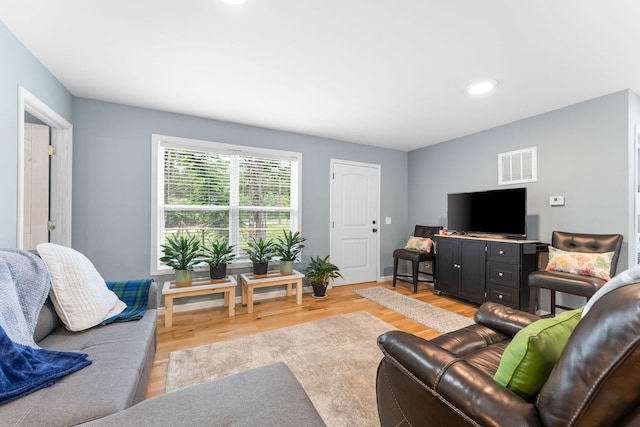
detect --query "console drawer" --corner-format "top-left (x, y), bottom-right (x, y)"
top-left (486, 262), bottom-right (520, 288)
top-left (487, 242), bottom-right (520, 264)
top-left (487, 283), bottom-right (519, 309)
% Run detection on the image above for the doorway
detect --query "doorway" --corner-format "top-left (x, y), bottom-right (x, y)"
top-left (18, 86), bottom-right (73, 248)
top-left (329, 159), bottom-right (380, 285)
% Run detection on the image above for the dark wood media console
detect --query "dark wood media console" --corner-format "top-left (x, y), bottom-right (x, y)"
top-left (435, 234), bottom-right (540, 310)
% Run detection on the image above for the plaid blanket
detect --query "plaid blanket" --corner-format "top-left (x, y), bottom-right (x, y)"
top-left (101, 279), bottom-right (153, 324)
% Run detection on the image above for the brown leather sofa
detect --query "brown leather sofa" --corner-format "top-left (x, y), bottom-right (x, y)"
top-left (376, 282), bottom-right (640, 426)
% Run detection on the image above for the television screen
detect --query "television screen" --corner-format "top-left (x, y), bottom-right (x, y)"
top-left (447, 188), bottom-right (527, 238)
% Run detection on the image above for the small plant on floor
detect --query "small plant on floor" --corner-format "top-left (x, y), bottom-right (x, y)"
top-left (160, 234), bottom-right (201, 287)
top-left (202, 239), bottom-right (236, 280)
top-left (274, 230), bottom-right (306, 275)
top-left (304, 255), bottom-right (342, 298)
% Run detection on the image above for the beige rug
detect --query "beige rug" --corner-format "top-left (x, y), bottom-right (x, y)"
top-left (353, 286), bottom-right (475, 333)
top-left (166, 311), bottom-right (397, 427)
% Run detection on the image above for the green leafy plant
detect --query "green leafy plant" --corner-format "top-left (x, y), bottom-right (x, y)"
top-left (159, 234), bottom-right (201, 271)
top-left (201, 239), bottom-right (236, 268)
top-left (304, 255), bottom-right (342, 287)
top-left (245, 237), bottom-right (276, 264)
top-left (274, 230), bottom-right (306, 261)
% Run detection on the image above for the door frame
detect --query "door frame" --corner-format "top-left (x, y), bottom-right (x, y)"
top-left (329, 158), bottom-right (381, 284)
top-left (17, 86), bottom-right (73, 248)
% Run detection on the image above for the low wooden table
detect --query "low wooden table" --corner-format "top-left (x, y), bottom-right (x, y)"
top-left (162, 276), bottom-right (237, 327)
top-left (240, 270), bottom-right (304, 314)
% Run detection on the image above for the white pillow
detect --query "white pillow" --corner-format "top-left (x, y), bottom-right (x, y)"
top-left (36, 243), bottom-right (126, 331)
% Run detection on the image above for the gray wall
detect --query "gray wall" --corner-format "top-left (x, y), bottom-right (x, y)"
top-left (408, 90), bottom-right (635, 275)
top-left (0, 21), bottom-right (74, 247)
top-left (72, 98), bottom-right (409, 281)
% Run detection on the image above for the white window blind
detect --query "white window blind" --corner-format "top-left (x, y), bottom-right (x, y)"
top-left (151, 135), bottom-right (301, 274)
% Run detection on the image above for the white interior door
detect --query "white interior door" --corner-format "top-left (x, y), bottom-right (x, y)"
top-left (330, 160), bottom-right (380, 285)
top-left (23, 123), bottom-right (50, 250)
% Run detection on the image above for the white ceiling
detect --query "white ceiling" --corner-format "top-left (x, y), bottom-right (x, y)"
top-left (2, 1), bottom-right (640, 151)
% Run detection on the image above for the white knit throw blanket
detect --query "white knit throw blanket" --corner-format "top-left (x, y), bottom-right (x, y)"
top-left (0, 249), bottom-right (51, 348)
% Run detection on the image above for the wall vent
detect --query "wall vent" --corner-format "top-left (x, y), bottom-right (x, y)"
top-left (498, 147), bottom-right (537, 185)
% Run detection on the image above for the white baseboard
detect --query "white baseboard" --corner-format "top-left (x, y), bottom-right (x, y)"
top-left (158, 285), bottom-right (313, 315)
top-left (378, 275), bottom-right (392, 282)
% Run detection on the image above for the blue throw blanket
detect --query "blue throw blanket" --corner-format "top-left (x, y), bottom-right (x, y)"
top-left (0, 249), bottom-right (91, 406)
top-left (102, 279), bottom-right (153, 324)
top-left (0, 325), bottom-right (91, 405)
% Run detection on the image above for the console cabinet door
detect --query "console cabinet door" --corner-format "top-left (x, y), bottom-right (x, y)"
top-left (458, 239), bottom-right (486, 303)
top-left (435, 237), bottom-right (459, 294)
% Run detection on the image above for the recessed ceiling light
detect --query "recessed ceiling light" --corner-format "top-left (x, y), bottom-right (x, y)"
top-left (222, 0), bottom-right (246, 4)
top-left (467, 80), bottom-right (497, 95)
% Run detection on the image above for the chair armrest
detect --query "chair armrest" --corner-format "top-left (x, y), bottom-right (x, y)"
top-left (378, 330), bottom-right (457, 388)
top-left (474, 302), bottom-right (540, 337)
top-left (437, 359), bottom-right (542, 426)
top-left (147, 281), bottom-right (158, 309)
top-left (377, 330), bottom-right (542, 426)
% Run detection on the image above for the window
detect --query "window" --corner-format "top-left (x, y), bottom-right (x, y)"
top-left (151, 135), bottom-right (301, 274)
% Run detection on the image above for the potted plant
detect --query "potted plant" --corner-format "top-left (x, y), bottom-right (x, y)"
top-left (304, 255), bottom-right (343, 298)
top-left (246, 236), bottom-right (276, 278)
top-left (160, 234), bottom-right (201, 287)
top-left (202, 239), bottom-right (236, 281)
top-left (274, 230), bottom-right (306, 275)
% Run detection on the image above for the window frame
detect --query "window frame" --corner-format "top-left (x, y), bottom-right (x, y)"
top-left (150, 134), bottom-right (302, 275)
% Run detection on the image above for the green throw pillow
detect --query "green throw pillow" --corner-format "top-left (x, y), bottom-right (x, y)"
top-left (493, 307), bottom-right (583, 400)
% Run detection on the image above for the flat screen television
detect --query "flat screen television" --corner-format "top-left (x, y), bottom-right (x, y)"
top-left (447, 187), bottom-right (527, 239)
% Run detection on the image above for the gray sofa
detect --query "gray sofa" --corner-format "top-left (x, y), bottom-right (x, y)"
top-left (83, 361), bottom-right (326, 427)
top-left (1, 282), bottom-right (158, 426)
top-left (2, 278), bottom-right (326, 427)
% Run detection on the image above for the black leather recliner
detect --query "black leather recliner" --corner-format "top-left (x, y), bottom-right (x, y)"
top-left (376, 282), bottom-right (640, 426)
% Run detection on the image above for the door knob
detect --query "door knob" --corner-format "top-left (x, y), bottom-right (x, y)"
top-left (372, 228), bottom-right (378, 233)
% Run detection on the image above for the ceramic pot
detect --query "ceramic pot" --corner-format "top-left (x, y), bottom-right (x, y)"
top-left (311, 282), bottom-right (327, 298)
top-left (279, 260), bottom-right (294, 275)
top-left (209, 264), bottom-right (227, 280)
top-left (253, 262), bottom-right (269, 277)
top-left (174, 269), bottom-right (193, 287)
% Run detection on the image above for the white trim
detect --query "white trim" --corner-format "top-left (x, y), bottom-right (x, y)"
top-left (17, 87), bottom-right (73, 248)
top-left (329, 158), bottom-right (381, 283)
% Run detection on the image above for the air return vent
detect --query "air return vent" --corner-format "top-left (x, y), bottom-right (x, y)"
top-left (498, 147), bottom-right (537, 185)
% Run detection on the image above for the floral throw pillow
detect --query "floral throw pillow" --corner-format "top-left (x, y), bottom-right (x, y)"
top-left (545, 246), bottom-right (614, 281)
top-left (405, 236), bottom-right (433, 252)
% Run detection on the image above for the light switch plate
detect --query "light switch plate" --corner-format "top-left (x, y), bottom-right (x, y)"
top-left (385, 217), bottom-right (392, 224)
top-left (550, 196), bottom-right (565, 206)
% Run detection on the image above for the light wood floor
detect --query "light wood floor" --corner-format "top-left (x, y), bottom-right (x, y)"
top-left (146, 280), bottom-right (479, 398)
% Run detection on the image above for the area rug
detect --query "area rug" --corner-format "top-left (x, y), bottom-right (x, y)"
top-left (166, 311), bottom-right (397, 427)
top-left (353, 286), bottom-right (474, 333)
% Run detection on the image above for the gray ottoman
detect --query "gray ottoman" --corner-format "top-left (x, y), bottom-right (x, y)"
top-left (81, 362), bottom-right (326, 426)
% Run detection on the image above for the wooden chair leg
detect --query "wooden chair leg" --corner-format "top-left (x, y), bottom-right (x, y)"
top-left (412, 261), bottom-right (419, 294)
top-left (393, 257), bottom-right (399, 287)
top-left (550, 290), bottom-right (556, 315)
